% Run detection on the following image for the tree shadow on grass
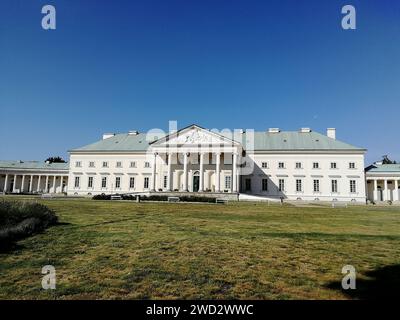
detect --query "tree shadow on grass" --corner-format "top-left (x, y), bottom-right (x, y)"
top-left (326, 264), bottom-right (400, 299)
top-left (0, 242), bottom-right (26, 254)
top-left (0, 221), bottom-right (71, 253)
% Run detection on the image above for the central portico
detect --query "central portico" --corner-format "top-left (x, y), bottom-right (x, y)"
top-left (149, 125), bottom-right (242, 193)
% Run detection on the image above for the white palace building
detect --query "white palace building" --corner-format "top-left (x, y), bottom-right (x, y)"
top-left (1, 124), bottom-right (399, 203)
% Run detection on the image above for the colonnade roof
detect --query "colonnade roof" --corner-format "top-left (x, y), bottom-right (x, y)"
top-left (365, 164), bottom-right (400, 173)
top-left (0, 160), bottom-right (69, 171)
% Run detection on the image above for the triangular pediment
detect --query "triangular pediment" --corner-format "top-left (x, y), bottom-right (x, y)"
top-left (151, 124), bottom-right (240, 147)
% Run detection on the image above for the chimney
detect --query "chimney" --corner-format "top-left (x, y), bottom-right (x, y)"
top-left (128, 130), bottom-right (139, 135)
top-left (102, 133), bottom-right (115, 140)
top-left (300, 128), bottom-right (311, 133)
top-left (327, 128), bottom-right (336, 140)
top-left (268, 128), bottom-right (280, 133)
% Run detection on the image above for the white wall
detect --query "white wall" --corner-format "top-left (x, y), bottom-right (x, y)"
top-left (68, 151), bottom-right (366, 202)
top-left (240, 153), bottom-right (366, 202)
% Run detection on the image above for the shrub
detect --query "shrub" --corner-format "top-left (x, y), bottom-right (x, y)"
top-left (0, 200), bottom-right (58, 249)
top-left (140, 195), bottom-right (169, 201)
top-left (179, 196), bottom-right (216, 203)
top-left (93, 194), bottom-right (217, 203)
top-left (92, 194), bottom-right (111, 200)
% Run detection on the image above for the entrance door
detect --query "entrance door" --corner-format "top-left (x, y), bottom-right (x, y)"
top-left (193, 174), bottom-right (200, 192)
top-left (378, 187), bottom-right (383, 201)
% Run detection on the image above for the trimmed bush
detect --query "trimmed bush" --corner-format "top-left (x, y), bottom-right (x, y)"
top-left (0, 200), bottom-right (58, 249)
top-left (92, 194), bottom-right (111, 200)
top-left (179, 196), bottom-right (216, 203)
top-left (93, 194), bottom-right (217, 203)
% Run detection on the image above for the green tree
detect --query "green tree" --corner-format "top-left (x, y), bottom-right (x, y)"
top-left (382, 155), bottom-right (397, 164)
top-left (45, 156), bottom-right (66, 163)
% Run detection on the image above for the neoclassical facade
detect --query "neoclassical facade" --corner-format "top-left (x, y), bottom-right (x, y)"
top-left (65, 124), bottom-right (368, 203)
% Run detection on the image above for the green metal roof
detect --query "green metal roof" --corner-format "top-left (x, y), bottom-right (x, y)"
top-left (240, 131), bottom-right (364, 151)
top-left (366, 164), bottom-right (400, 173)
top-left (70, 128), bottom-right (364, 152)
top-left (71, 133), bottom-right (153, 152)
top-left (0, 160), bottom-right (69, 171)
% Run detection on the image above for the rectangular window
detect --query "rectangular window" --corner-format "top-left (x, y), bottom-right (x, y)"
top-left (129, 177), bottom-right (135, 189)
top-left (144, 162), bottom-right (150, 168)
top-left (144, 177), bottom-right (149, 189)
top-left (278, 162), bottom-right (285, 169)
top-left (130, 161), bottom-right (136, 168)
top-left (75, 161), bottom-right (81, 167)
top-left (102, 162), bottom-right (108, 168)
top-left (331, 179), bottom-right (338, 193)
top-left (296, 179), bottom-right (302, 192)
top-left (350, 180), bottom-right (356, 193)
top-left (262, 162), bottom-right (268, 168)
top-left (245, 178), bottom-right (251, 191)
top-left (262, 179), bottom-right (268, 191)
top-left (115, 177), bottom-right (121, 188)
top-left (101, 177), bottom-right (107, 188)
top-left (313, 162), bottom-right (319, 169)
top-left (295, 162), bottom-right (302, 169)
top-left (313, 179), bottom-right (320, 192)
top-left (116, 161), bottom-right (122, 168)
top-left (163, 175), bottom-right (168, 188)
top-left (74, 176), bottom-right (80, 188)
top-left (88, 176), bottom-right (93, 188)
top-left (225, 176), bottom-right (231, 189)
top-left (89, 161), bottom-right (95, 168)
top-left (331, 162), bottom-right (337, 169)
top-left (279, 179), bottom-right (285, 192)
top-left (349, 162), bottom-right (356, 169)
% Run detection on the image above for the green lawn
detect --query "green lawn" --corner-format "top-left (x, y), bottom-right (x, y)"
top-left (1, 197), bottom-right (400, 299)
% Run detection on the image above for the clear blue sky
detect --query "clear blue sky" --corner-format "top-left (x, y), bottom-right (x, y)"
top-left (1, 0), bottom-right (399, 164)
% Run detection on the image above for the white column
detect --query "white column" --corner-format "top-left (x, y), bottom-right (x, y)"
top-left (167, 153), bottom-right (172, 191)
top-left (373, 179), bottom-right (378, 201)
top-left (21, 175), bottom-right (26, 192)
top-left (236, 154), bottom-right (240, 192)
top-left (151, 153), bottom-right (157, 191)
top-left (215, 153), bottom-right (221, 192)
top-left (3, 174), bottom-right (9, 193)
top-left (37, 175), bottom-right (42, 192)
top-left (52, 176), bottom-right (57, 193)
top-left (45, 175), bottom-right (49, 193)
top-left (394, 180), bottom-right (399, 201)
top-left (183, 153), bottom-right (188, 191)
top-left (13, 174), bottom-right (17, 193)
top-left (383, 179), bottom-right (388, 201)
top-left (60, 176), bottom-right (63, 193)
top-left (29, 175), bottom-right (33, 193)
top-left (199, 153), bottom-right (204, 192)
top-left (232, 153), bottom-right (237, 193)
